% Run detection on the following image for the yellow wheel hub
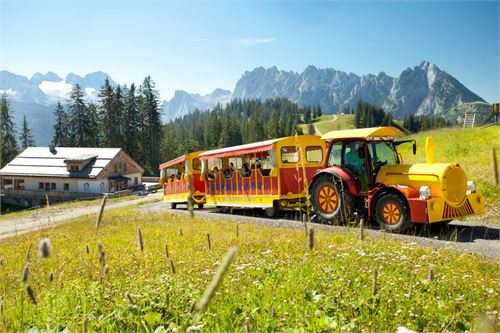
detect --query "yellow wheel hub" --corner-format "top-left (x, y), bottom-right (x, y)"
top-left (318, 185), bottom-right (338, 214)
top-left (382, 202), bottom-right (401, 225)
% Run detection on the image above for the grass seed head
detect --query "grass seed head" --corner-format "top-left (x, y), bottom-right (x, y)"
top-left (169, 259), bottom-right (176, 275)
top-left (95, 194), bottom-right (108, 231)
top-left (196, 246), bottom-right (238, 311)
top-left (307, 228), bottom-right (314, 250)
top-left (372, 268), bottom-right (378, 296)
top-left (25, 285), bottom-right (37, 305)
top-left (137, 227), bottom-right (144, 251)
top-left (428, 264), bottom-right (435, 281)
top-left (179, 228), bottom-right (183, 236)
top-left (21, 263), bottom-right (30, 282)
top-left (49, 271), bottom-right (54, 282)
top-left (38, 238), bottom-right (52, 259)
top-left (165, 244), bottom-right (169, 258)
top-left (85, 244), bottom-right (90, 255)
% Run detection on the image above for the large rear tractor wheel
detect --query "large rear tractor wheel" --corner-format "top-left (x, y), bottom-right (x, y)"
top-left (310, 175), bottom-right (353, 224)
top-left (375, 193), bottom-right (411, 233)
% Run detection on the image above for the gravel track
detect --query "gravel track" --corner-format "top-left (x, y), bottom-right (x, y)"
top-left (142, 201), bottom-right (500, 262)
top-left (1, 194), bottom-right (498, 262)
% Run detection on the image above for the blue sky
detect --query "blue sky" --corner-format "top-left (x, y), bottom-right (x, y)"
top-left (1, 0), bottom-right (499, 102)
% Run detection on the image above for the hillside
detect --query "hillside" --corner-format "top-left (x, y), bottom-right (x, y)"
top-left (444, 101), bottom-right (494, 124)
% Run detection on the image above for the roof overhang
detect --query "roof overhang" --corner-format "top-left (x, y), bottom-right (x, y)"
top-left (159, 155), bottom-right (187, 169)
top-left (199, 138), bottom-right (280, 160)
top-left (321, 126), bottom-right (404, 141)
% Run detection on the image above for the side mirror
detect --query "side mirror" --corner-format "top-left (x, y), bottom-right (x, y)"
top-left (412, 142), bottom-right (417, 155)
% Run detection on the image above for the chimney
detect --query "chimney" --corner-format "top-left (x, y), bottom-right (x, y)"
top-left (49, 145), bottom-right (57, 154)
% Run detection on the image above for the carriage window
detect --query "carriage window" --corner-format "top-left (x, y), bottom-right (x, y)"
top-left (281, 146), bottom-right (299, 163)
top-left (228, 157), bottom-right (242, 169)
top-left (306, 146), bottom-right (323, 163)
top-left (327, 142), bottom-right (342, 166)
top-left (192, 158), bottom-right (201, 171)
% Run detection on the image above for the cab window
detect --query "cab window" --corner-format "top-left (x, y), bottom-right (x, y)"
top-left (327, 142), bottom-right (342, 166)
top-left (306, 146), bottom-right (323, 163)
top-left (369, 141), bottom-right (398, 167)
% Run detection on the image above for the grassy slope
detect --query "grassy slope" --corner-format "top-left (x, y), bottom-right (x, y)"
top-left (0, 206), bottom-right (499, 332)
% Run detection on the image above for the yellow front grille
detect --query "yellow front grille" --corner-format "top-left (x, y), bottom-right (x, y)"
top-left (442, 199), bottom-right (474, 219)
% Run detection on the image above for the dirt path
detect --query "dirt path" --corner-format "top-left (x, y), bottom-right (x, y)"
top-left (313, 114), bottom-right (338, 136)
top-left (0, 192), bottom-right (162, 240)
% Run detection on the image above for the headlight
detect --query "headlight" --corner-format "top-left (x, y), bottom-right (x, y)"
top-left (466, 181), bottom-right (476, 194)
top-left (419, 186), bottom-right (432, 200)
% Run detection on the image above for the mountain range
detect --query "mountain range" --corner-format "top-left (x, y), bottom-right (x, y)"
top-left (0, 61), bottom-right (485, 146)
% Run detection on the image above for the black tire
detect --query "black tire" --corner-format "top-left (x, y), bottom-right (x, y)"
top-left (374, 193), bottom-right (411, 233)
top-left (197, 204), bottom-right (204, 209)
top-left (264, 202), bottom-right (280, 218)
top-left (310, 175), bottom-right (353, 224)
top-left (170, 203), bottom-right (177, 209)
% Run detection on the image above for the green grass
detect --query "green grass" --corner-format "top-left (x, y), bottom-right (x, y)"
top-left (314, 114), bottom-right (356, 134)
top-left (398, 127), bottom-right (500, 214)
top-left (0, 206), bottom-right (498, 332)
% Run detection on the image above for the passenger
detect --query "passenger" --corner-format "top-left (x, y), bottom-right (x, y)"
top-left (176, 170), bottom-right (182, 180)
top-left (169, 174), bottom-right (175, 182)
top-left (241, 163), bottom-right (251, 177)
top-left (229, 162), bottom-right (236, 171)
top-left (223, 168), bottom-right (233, 179)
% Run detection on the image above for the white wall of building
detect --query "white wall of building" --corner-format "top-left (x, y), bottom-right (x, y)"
top-left (77, 179), bottom-right (109, 193)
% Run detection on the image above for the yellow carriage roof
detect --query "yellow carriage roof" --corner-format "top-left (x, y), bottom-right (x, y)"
top-left (159, 150), bottom-right (206, 169)
top-left (321, 126), bottom-right (403, 140)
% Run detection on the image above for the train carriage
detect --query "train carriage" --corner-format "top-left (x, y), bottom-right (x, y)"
top-left (159, 151), bottom-right (206, 209)
top-left (198, 135), bottom-right (326, 217)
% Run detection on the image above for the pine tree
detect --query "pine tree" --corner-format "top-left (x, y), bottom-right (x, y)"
top-left (138, 76), bottom-right (162, 175)
top-left (266, 110), bottom-right (279, 139)
top-left (86, 103), bottom-right (100, 146)
top-left (19, 114), bottom-right (35, 149)
top-left (123, 83), bottom-right (140, 158)
top-left (52, 101), bottom-right (70, 146)
top-left (304, 107), bottom-right (312, 124)
top-left (99, 78), bottom-right (118, 147)
top-left (0, 94), bottom-right (19, 167)
top-left (68, 84), bottom-right (91, 146)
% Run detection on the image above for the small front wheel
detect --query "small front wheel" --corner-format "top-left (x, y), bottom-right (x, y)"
top-left (375, 193), bottom-right (411, 233)
top-left (197, 204), bottom-right (204, 209)
top-left (264, 202), bottom-right (280, 218)
top-left (170, 203), bottom-right (177, 209)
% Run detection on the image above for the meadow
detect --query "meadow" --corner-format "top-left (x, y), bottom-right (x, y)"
top-left (0, 204), bottom-right (498, 332)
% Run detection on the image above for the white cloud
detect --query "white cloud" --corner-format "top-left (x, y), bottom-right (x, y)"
top-left (233, 37), bottom-right (277, 47)
top-left (326, 14), bottom-right (341, 20)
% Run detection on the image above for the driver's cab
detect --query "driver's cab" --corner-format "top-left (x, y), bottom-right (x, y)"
top-left (326, 139), bottom-right (400, 193)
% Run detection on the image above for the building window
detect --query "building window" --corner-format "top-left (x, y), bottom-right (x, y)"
top-left (14, 179), bottom-right (25, 190)
top-left (39, 182), bottom-right (44, 190)
top-left (51, 183), bottom-right (56, 190)
top-left (2, 179), bottom-right (13, 190)
top-left (64, 183), bottom-right (69, 191)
